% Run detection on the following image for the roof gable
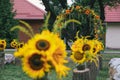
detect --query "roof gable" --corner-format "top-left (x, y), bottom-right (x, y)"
top-left (13, 0), bottom-right (46, 19)
top-left (105, 5), bottom-right (120, 22)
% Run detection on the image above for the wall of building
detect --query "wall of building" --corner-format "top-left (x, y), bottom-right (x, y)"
top-left (19, 20), bottom-right (44, 42)
top-left (106, 22), bottom-right (120, 49)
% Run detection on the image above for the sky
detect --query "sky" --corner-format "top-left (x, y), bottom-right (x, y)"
top-left (27, 0), bottom-right (45, 11)
top-left (27, 0), bottom-right (74, 11)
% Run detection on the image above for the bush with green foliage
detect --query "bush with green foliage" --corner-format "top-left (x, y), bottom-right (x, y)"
top-left (0, 0), bottom-right (18, 48)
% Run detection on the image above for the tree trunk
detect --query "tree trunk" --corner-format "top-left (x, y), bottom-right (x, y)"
top-left (98, 0), bottom-right (105, 21)
top-left (41, 0), bottom-right (56, 31)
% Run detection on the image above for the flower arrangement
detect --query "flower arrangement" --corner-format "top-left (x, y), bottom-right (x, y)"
top-left (70, 34), bottom-right (104, 70)
top-left (11, 13), bottom-right (80, 80)
top-left (10, 39), bottom-right (24, 50)
top-left (63, 5), bottom-right (105, 68)
top-left (58, 4), bottom-right (104, 42)
top-left (0, 39), bottom-right (6, 51)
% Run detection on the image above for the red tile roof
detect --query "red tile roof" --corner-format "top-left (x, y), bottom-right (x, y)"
top-left (105, 5), bottom-right (120, 22)
top-left (13, 0), bottom-right (46, 19)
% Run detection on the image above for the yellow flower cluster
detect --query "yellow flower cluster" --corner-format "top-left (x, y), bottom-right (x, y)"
top-left (14, 30), bottom-right (70, 79)
top-left (10, 39), bottom-right (24, 50)
top-left (0, 39), bottom-right (6, 51)
top-left (70, 36), bottom-right (104, 66)
top-left (10, 13), bottom-right (80, 79)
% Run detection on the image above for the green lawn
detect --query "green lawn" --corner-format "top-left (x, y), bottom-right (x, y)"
top-left (1, 53), bottom-right (120, 80)
top-left (0, 61), bottom-right (75, 80)
top-left (97, 53), bottom-right (120, 80)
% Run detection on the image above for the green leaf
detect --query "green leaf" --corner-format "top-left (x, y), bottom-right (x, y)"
top-left (10, 25), bottom-right (33, 38)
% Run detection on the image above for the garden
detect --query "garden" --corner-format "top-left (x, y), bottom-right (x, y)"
top-left (1, 0), bottom-right (120, 80)
top-left (1, 51), bottom-right (120, 80)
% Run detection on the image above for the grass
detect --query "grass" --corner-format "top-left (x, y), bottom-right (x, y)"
top-left (1, 52), bottom-right (120, 80)
top-left (0, 60), bottom-right (75, 80)
top-left (0, 64), bottom-right (32, 80)
top-left (97, 53), bottom-right (120, 80)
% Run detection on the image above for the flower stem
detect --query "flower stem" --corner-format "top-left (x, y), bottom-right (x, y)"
top-left (35, 72), bottom-right (48, 80)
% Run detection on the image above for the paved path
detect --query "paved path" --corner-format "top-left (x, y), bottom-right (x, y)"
top-left (4, 49), bottom-right (16, 52)
top-left (4, 49), bottom-right (120, 54)
top-left (104, 49), bottom-right (120, 54)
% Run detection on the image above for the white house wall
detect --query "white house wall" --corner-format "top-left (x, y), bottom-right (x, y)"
top-left (106, 23), bottom-right (120, 49)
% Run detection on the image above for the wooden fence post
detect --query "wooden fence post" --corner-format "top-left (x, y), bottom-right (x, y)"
top-left (72, 68), bottom-right (90, 80)
top-left (87, 62), bottom-right (99, 80)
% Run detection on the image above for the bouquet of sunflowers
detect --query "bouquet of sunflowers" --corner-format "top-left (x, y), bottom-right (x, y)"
top-left (10, 39), bottom-right (24, 50)
top-left (11, 13), bottom-right (80, 80)
top-left (55, 4), bottom-right (104, 70)
top-left (70, 34), bottom-right (104, 70)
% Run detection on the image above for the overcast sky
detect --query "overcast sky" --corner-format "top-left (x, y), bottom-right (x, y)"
top-left (27, 0), bottom-right (73, 11)
top-left (27, 0), bottom-right (45, 10)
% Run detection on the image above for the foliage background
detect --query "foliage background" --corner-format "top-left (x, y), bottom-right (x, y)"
top-left (0, 0), bottom-right (18, 48)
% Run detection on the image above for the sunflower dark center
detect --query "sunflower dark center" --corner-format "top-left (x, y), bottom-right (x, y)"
top-left (11, 42), bottom-right (17, 47)
top-left (36, 40), bottom-right (50, 51)
top-left (0, 44), bottom-right (4, 48)
top-left (19, 44), bottom-right (23, 48)
top-left (74, 52), bottom-right (83, 60)
top-left (2, 41), bottom-right (4, 43)
top-left (82, 44), bottom-right (90, 51)
top-left (93, 48), bottom-right (96, 53)
top-left (28, 54), bottom-right (44, 70)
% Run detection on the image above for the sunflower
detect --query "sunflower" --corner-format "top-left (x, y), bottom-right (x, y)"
top-left (46, 33), bottom-right (70, 78)
top-left (0, 39), bottom-right (6, 50)
top-left (28, 30), bottom-right (56, 54)
top-left (71, 38), bottom-right (84, 53)
top-left (14, 30), bottom-right (56, 58)
top-left (22, 50), bottom-right (50, 79)
top-left (92, 39), bottom-right (104, 55)
top-left (82, 44), bottom-right (91, 51)
top-left (71, 51), bottom-right (86, 64)
top-left (17, 42), bottom-right (24, 49)
top-left (71, 37), bottom-right (94, 53)
top-left (10, 39), bottom-right (18, 48)
top-left (14, 43), bottom-right (29, 57)
top-left (82, 40), bottom-right (94, 53)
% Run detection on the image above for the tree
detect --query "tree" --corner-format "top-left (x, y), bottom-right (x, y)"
top-left (41, 0), bottom-right (67, 31)
top-left (41, 0), bottom-right (120, 49)
top-left (0, 0), bottom-right (18, 48)
top-left (41, 0), bottom-right (120, 24)
top-left (75, 0), bottom-right (120, 21)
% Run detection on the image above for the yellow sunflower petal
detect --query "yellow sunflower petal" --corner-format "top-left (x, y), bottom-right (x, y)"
top-left (22, 51), bottom-right (51, 79)
top-left (55, 64), bottom-right (70, 79)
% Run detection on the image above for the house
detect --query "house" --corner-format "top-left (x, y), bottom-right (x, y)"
top-left (13, 0), bottom-right (46, 42)
top-left (105, 5), bottom-right (120, 49)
